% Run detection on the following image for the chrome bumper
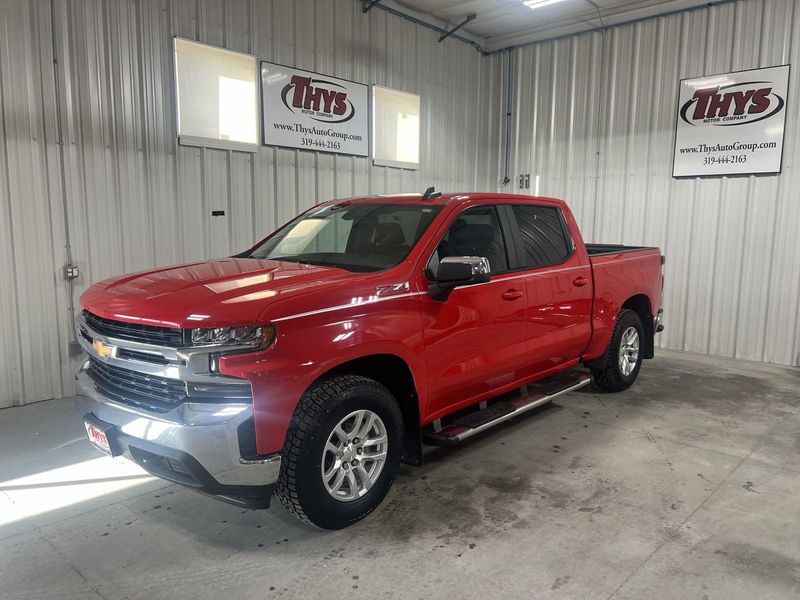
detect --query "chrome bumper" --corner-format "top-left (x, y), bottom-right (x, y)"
top-left (654, 308), bottom-right (664, 333)
top-left (75, 367), bottom-right (280, 506)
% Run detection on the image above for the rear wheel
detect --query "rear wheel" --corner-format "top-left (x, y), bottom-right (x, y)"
top-left (591, 309), bottom-right (644, 392)
top-left (276, 375), bottom-right (402, 529)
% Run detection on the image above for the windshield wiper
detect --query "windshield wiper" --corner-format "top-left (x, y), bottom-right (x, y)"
top-left (268, 255), bottom-right (357, 271)
top-left (269, 255), bottom-right (319, 265)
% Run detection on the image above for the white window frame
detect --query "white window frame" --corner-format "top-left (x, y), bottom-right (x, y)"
top-left (371, 85), bottom-right (421, 170)
top-left (173, 36), bottom-right (260, 153)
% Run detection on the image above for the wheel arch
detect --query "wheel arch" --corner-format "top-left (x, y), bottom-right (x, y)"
top-left (620, 294), bottom-right (654, 359)
top-left (317, 353), bottom-right (423, 466)
top-left (584, 293), bottom-right (654, 371)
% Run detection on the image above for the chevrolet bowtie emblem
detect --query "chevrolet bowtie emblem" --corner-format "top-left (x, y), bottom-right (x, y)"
top-left (93, 339), bottom-right (115, 360)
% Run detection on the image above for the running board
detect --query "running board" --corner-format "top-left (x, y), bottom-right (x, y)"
top-left (422, 371), bottom-right (591, 446)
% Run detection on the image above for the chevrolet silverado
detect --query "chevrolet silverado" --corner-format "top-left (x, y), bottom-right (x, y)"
top-left (76, 191), bottom-right (664, 529)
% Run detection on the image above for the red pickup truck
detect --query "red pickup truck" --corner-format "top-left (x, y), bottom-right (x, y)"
top-left (76, 191), bottom-right (663, 529)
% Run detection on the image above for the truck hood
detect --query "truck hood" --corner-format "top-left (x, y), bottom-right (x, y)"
top-left (80, 258), bottom-right (374, 328)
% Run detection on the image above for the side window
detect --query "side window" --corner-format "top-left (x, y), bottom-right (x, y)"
top-left (430, 205), bottom-right (509, 276)
top-left (512, 205), bottom-right (572, 268)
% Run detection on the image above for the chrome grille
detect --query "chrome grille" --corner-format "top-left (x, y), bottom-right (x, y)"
top-left (87, 357), bottom-right (187, 413)
top-left (82, 310), bottom-right (187, 347)
top-left (115, 348), bottom-right (171, 365)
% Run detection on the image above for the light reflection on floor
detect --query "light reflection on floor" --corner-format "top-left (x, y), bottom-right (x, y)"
top-left (0, 456), bottom-right (154, 530)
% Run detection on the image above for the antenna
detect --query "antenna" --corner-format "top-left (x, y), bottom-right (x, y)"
top-left (422, 186), bottom-right (442, 200)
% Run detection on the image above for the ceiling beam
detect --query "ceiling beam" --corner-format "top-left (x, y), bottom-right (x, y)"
top-left (362, 0), bottom-right (383, 13)
top-left (438, 13), bottom-right (477, 43)
top-left (358, 0), bottom-right (488, 52)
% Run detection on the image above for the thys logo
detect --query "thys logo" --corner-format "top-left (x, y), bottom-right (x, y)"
top-left (281, 75), bottom-right (355, 123)
top-left (680, 81), bottom-right (785, 126)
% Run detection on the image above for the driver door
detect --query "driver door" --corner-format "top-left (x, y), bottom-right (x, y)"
top-left (419, 204), bottom-right (528, 420)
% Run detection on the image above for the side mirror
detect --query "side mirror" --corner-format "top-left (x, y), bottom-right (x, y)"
top-left (429, 256), bottom-right (491, 300)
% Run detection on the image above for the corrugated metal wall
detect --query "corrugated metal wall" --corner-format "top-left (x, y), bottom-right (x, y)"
top-left (0, 0), bottom-right (71, 409)
top-left (502, 0), bottom-right (800, 366)
top-left (0, 0), bottom-right (503, 406)
top-left (3, 0), bottom-right (797, 407)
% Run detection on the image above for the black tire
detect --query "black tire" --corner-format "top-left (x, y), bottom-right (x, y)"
top-left (591, 309), bottom-right (644, 392)
top-left (275, 375), bottom-right (403, 529)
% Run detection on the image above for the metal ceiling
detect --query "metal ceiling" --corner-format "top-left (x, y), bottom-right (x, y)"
top-left (391, 0), bottom-right (729, 50)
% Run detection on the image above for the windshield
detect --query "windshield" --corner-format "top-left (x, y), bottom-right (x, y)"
top-left (247, 203), bottom-right (442, 272)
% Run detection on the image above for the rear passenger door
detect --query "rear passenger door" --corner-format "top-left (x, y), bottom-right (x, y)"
top-left (507, 204), bottom-right (593, 377)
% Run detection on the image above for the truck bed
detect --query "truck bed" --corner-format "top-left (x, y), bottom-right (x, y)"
top-left (585, 243), bottom-right (658, 256)
top-left (580, 245), bottom-right (663, 361)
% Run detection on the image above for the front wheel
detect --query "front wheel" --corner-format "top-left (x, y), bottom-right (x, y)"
top-left (591, 309), bottom-right (644, 392)
top-left (276, 375), bottom-right (403, 529)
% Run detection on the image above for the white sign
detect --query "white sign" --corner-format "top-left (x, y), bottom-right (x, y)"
top-left (673, 65), bottom-right (789, 177)
top-left (261, 62), bottom-right (369, 156)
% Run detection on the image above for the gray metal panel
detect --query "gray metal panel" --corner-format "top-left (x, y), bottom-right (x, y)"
top-left (0, 0), bottom-right (498, 405)
top-left (505, 0), bottom-right (800, 366)
top-left (0, 0), bottom-right (69, 407)
top-left (6, 0), bottom-right (796, 411)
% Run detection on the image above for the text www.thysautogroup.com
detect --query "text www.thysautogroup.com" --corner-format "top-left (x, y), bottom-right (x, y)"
top-left (679, 140), bottom-right (777, 166)
top-left (273, 122), bottom-right (362, 151)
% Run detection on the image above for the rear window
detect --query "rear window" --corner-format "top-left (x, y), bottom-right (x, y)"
top-left (511, 205), bottom-right (572, 268)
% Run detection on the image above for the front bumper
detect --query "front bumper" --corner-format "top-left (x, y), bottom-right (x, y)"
top-left (75, 368), bottom-right (281, 508)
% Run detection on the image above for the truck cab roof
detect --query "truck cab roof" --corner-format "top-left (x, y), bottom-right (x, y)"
top-left (326, 192), bottom-right (569, 209)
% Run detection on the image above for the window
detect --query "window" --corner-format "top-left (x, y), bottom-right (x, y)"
top-left (430, 206), bottom-right (509, 276)
top-left (512, 205), bottom-right (572, 268)
top-left (174, 37), bottom-right (259, 151)
top-left (247, 203), bottom-right (441, 272)
top-left (372, 85), bottom-right (420, 169)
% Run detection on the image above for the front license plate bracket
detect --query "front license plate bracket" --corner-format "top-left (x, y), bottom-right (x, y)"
top-left (82, 415), bottom-right (121, 457)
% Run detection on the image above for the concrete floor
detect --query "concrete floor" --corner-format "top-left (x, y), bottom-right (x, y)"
top-left (1, 349), bottom-right (798, 600)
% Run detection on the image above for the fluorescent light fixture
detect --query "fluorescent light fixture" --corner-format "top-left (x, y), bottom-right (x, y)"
top-left (523, 0), bottom-right (568, 9)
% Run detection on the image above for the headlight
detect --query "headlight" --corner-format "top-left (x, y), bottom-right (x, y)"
top-left (191, 324), bottom-right (275, 348)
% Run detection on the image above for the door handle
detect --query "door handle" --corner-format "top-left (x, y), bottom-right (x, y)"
top-left (502, 289), bottom-right (524, 300)
top-left (572, 277), bottom-right (589, 287)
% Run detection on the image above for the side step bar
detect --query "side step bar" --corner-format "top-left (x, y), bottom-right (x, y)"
top-left (422, 371), bottom-right (591, 446)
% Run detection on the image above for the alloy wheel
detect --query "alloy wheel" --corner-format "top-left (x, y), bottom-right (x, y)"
top-left (618, 326), bottom-right (640, 377)
top-left (321, 409), bottom-right (388, 502)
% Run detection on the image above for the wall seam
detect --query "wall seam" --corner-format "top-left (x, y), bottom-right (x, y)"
top-left (0, 7), bottom-right (26, 404)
